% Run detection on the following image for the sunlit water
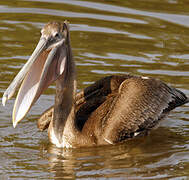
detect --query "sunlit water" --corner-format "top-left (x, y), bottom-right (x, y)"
top-left (0, 0), bottom-right (189, 179)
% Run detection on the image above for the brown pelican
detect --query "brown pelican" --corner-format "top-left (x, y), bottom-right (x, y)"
top-left (2, 21), bottom-right (189, 148)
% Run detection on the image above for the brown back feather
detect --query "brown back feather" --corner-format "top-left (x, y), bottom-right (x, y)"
top-left (37, 75), bottom-right (188, 145)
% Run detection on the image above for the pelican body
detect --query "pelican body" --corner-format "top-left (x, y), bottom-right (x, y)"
top-left (2, 21), bottom-right (189, 148)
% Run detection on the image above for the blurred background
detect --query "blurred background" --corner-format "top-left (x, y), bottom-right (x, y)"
top-left (0, 0), bottom-right (189, 179)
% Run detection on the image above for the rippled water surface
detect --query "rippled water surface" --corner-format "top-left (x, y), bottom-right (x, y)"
top-left (0, 0), bottom-right (189, 179)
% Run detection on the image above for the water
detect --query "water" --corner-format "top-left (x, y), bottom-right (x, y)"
top-left (0, 0), bottom-right (189, 179)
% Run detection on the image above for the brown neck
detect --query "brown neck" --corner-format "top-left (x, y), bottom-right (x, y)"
top-left (53, 38), bottom-right (77, 142)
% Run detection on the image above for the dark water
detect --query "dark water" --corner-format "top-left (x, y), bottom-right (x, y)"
top-left (0, 0), bottom-right (189, 179)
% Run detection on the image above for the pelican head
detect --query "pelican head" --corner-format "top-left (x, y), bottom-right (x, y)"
top-left (2, 21), bottom-right (70, 127)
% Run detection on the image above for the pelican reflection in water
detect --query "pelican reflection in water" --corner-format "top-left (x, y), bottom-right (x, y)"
top-left (2, 21), bottom-right (189, 148)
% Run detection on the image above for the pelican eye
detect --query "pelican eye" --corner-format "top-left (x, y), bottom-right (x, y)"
top-left (54, 33), bottom-right (59, 38)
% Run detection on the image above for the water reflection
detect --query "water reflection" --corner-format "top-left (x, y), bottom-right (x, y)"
top-left (42, 126), bottom-right (188, 179)
top-left (0, 0), bottom-right (189, 179)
